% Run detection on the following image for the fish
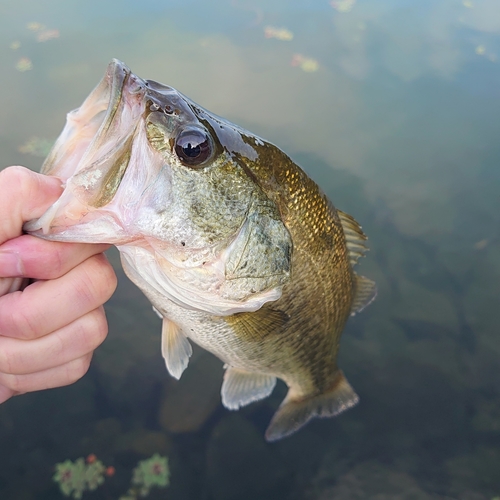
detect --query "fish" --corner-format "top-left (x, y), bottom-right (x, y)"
top-left (24, 59), bottom-right (376, 441)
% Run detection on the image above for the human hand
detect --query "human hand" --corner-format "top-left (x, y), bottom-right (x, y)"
top-left (0, 166), bottom-right (117, 403)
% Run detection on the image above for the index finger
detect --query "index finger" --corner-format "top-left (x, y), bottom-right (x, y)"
top-left (0, 234), bottom-right (111, 280)
top-left (0, 166), bottom-right (63, 245)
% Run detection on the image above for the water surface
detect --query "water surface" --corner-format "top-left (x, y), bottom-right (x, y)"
top-left (1, 0), bottom-right (500, 498)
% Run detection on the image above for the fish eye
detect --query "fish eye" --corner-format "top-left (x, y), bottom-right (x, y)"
top-left (174, 127), bottom-right (212, 167)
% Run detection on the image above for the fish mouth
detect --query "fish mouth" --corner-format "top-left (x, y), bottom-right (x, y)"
top-left (42, 59), bottom-right (144, 180)
top-left (24, 59), bottom-right (149, 241)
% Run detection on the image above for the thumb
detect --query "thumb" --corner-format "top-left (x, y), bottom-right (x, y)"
top-left (0, 166), bottom-right (63, 245)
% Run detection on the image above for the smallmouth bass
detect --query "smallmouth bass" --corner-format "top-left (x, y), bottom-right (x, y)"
top-left (25, 60), bottom-right (376, 441)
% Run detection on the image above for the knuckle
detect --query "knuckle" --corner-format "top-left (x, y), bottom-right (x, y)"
top-left (81, 255), bottom-right (117, 304)
top-left (78, 308), bottom-right (109, 350)
top-left (6, 302), bottom-right (40, 339)
top-left (91, 307), bottom-right (109, 344)
top-left (0, 372), bottom-right (23, 393)
top-left (0, 344), bottom-right (14, 375)
top-left (65, 354), bottom-right (92, 384)
top-left (46, 246), bottom-right (65, 276)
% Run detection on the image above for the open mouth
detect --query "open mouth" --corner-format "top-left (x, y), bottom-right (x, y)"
top-left (23, 60), bottom-right (148, 240)
top-left (41, 59), bottom-right (143, 180)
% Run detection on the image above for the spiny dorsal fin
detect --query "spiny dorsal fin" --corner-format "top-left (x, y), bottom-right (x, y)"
top-left (221, 367), bottom-right (276, 410)
top-left (225, 307), bottom-right (289, 342)
top-left (337, 209), bottom-right (369, 266)
top-left (351, 273), bottom-right (377, 315)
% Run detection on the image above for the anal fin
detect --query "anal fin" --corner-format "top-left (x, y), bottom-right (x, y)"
top-left (161, 318), bottom-right (192, 380)
top-left (221, 367), bottom-right (277, 410)
top-left (265, 370), bottom-right (359, 442)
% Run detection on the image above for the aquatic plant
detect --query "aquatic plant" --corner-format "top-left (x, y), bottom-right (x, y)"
top-left (120, 454), bottom-right (170, 499)
top-left (18, 136), bottom-right (54, 157)
top-left (53, 453), bottom-right (169, 499)
top-left (53, 456), bottom-right (105, 499)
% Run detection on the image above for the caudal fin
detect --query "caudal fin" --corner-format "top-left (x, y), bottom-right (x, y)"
top-left (265, 371), bottom-right (359, 442)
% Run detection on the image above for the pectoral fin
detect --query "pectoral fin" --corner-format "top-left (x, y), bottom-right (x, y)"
top-left (221, 367), bottom-right (277, 410)
top-left (265, 370), bottom-right (359, 442)
top-left (152, 306), bottom-right (163, 319)
top-left (161, 318), bottom-right (192, 380)
top-left (225, 307), bottom-right (289, 341)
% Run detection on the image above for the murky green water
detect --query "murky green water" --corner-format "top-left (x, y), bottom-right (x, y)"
top-left (1, 0), bottom-right (500, 498)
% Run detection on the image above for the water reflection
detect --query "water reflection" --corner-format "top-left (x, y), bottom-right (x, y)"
top-left (1, 0), bottom-right (500, 498)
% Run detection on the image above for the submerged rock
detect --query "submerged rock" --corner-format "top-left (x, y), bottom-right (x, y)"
top-left (446, 446), bottom-right (500, 495)
top-left (116, 429), bottom-right (172, 457)
top-left (206, 414), bottom-right (288, 500)
top-left (158, 350), bottom-right (223, 433)
top-left (316, 461), bottom-right (441, 500)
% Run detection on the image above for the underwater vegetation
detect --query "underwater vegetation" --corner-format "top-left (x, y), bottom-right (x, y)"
top-left (53, 453), bottom-right (169, 499)
top-left (53, 456), bottom-right (106, 499)
top-left (18, 136), bottom-right (54, 157)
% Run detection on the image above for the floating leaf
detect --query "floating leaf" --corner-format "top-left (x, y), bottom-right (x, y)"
top-left (264, 26), bottom-right (293, 41)
top-left (330, 0), bottom-right (356, 13)
top-left (26, 22), bottom-right (45, 31)
top-left (19, 137), bottom-right (53, 157)
top-left (37, 29), bottom-right (60, 42)
top-left (291, 54), bottom-right (319, 73)
top-left (15, 57), bottom-right (33, 72)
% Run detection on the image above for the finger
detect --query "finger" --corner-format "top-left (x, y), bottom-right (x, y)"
top-left (0, 306), bottom-right (107, 375)
top-left (0, 384), bottom-right (16, 404)
top-left (0, 253), bottom-right (117, 339)
top-left (0, 166), bottom-right (63, 244)
top-left (0, 277), bottom-right (27, 297)
top-left (0, 353), bottom-right (93, 395)
top-left (0, 234), bottom-right (111, 279)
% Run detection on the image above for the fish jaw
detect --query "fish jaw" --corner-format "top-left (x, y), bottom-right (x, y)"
top-left (24, 60), bottom-right (153, 243)
top-left (23, 186), bottom-right (130, 244)
top-left (41, 60), bottom-right (142, 179)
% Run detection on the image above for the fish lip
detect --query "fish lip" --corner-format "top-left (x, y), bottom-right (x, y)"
top-left (99, 59), bottom-right (131, 139)
top-left (81, 59), bottom-right (147, 164)
top-left (105, 58), bottom-right (149, 115)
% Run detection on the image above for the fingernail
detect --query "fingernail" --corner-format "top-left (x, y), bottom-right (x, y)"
top-left (0, 251), bottom-right (24, 277)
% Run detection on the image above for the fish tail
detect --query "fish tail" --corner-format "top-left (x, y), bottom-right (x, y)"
top-left (265, 370), bottom-right (359, 442)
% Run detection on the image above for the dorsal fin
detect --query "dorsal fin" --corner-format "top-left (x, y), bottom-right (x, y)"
top-left (337, 209), bottom-right (369, 266)
top-left (351, 274), bottom-right (377, 315)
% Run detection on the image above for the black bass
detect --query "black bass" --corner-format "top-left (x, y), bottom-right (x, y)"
top-left (25, 60), bottom-right (376, 441)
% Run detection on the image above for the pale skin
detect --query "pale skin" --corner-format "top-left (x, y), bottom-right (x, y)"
top-left (0, 166), bottom-right (117, 404)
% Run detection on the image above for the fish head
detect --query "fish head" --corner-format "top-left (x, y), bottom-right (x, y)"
top-left (25, 60), bottom-right (292, 314)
